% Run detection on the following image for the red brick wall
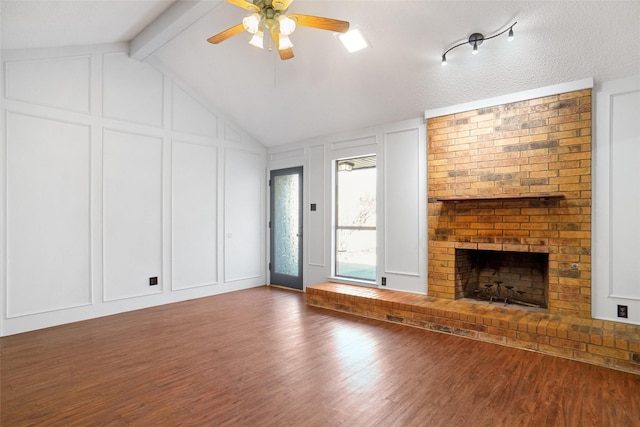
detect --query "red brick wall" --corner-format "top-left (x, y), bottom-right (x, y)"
top-left (427, 89), bottom-right (592, 318)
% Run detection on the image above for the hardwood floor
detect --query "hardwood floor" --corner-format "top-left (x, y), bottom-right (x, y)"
top-left (2, 286), bottom-right (639, 426)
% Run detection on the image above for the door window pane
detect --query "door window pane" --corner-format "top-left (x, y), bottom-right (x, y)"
top-left (273, 174), bottom-right (299, 276)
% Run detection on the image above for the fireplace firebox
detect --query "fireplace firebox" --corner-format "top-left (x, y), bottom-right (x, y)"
top-left (456, 249), bottom-right (549, 310)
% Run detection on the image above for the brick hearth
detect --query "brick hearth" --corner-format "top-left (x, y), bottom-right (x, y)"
top-left (306, 282), bottom-right (640, 374)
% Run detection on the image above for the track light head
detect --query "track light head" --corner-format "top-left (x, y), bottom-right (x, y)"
top-left (468, 33), bottom-right (484, 54)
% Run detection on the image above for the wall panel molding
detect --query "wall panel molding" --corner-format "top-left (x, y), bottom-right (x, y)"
top-left (171, 140), bottom-right (218, 290)
top-left (308, 145), bottom-right (326, 267)
top-left (0, 44), bottom-right (267, 336)
top-left (383, 128), bottom-right (421, 277)
top-left (330, 135), bottom-right (376, 152)
top-left (223, 149), bottom-right (265, 283)
top-left (102, 52), bottom-right (164, 127)
top-left (6, 112), bottom-right (92, 317)
top-left (102, 128), bottom-right (163, 302)
top-left (594, 75), bottom-right (640, 324)
top-left (5, 55), bottom-right (91, 114)
top-left (171, 83), bottom-right (217, 138)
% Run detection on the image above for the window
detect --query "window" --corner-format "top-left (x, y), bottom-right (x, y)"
top-left (335, 155), bottom-right (376, 281)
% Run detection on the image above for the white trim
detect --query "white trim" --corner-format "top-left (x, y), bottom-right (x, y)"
top-left (328, 276), bottom-right (378, 288)
top-left (424, 78), bottom-right (594, 119)
top-left (129, 1), bottom-right (221, 62)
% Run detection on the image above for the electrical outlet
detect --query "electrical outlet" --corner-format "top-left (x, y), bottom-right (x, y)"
top-left (381, 277), bottom-right (387, 286)
top-left (149, 277), bottom-right (158, 286)
top-left (617, 305), bottom-right (628, 318)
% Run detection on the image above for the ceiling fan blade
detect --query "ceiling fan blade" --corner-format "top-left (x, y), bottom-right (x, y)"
top-left (207, 23), bottom-right (245, 44)
top-left (289, 14), bottom-right (349, 33)
top-left (279, 47), bottom-right (294, 60)
top-left (269, 28), bottom-right (280, 50)
top-left (224, 0), bottom-right (260, 12)
top-left (272, 0), bottom-right (294, 11)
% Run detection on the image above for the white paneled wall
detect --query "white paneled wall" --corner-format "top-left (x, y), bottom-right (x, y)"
top-left (0, 44), bottom-right (266, 335)
top-left (224, 149), bottom-right (265, 282)
top-left (171, 83), bottom-right (217, 138)
top-left (307, 145), bottom-right (325, 268)
top-left (5, 56), bottom-right (91, 113)
top-left (382, 127), bottom-right (426, 293)
top-left (594, 75), bottom-right (640, 325)
top-left (267, 119), bottom-right (427, 293)
top-left (102, 52), bottom-right (164, 126)
top-left (171, 141), bottom-right (218, 290)
top-left (6, 113), bottom-right (92, 316)
top-left (102, 129), bottom-right (163, 301)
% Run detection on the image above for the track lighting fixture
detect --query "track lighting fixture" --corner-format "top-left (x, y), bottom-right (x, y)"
top-left (441, 21), bottom-right (517, 65)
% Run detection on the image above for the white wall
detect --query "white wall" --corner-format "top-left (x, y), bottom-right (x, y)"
top-left (267, 118), bottom-right (427, 294)
top-left (0, 44), bottom-right (267, 335)
top-left (593, 75), bottom-right (640, 325)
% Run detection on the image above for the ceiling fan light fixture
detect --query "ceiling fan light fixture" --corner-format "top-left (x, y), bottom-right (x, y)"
top-left (249, 30), bottom-right (264, 49)
top-left (242, 13), bottom-right (261, 34)
top-left (279, 34), bottom-right (294, 49)
top-left (207, 0), bottom-right (352, 60)
top-left (278, 15), bottom-right (296, 36)
top-left (338, 27), bottom-right (369, 53)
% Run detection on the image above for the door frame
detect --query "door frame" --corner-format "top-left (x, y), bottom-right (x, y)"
top-left (269, 166), bottom-right (303, 290)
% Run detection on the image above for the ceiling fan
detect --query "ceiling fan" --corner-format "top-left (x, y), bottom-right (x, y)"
top-left (207, 0), bottom-right (350, 60)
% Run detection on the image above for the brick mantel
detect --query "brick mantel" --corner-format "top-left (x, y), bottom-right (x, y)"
top-left (427, 89), bottom-right (592, 318)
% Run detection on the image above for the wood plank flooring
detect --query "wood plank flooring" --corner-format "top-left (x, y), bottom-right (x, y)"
top-left (2, 286), bottom-right (640, 426)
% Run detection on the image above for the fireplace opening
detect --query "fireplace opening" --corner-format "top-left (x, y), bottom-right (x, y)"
top-left (456, 249), bottom-right (549, 310)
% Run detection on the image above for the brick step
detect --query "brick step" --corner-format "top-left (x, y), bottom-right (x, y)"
top-left (306, 282), bottom-right (640, 375)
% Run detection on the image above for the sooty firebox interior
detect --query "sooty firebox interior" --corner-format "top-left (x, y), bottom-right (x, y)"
top-left (456, 249), bottom-right (549, 310)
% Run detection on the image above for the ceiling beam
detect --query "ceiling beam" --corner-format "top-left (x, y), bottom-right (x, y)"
top-left (130, 0), bottom-right (222, 62)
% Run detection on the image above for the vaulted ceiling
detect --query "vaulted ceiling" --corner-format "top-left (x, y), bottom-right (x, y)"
top-left (2, 1), bottom-right (639, 147)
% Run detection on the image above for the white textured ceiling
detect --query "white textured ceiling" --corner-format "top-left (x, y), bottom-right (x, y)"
top-left (1, 0), bottom-right (174, 49)
top-left (2, 1), bottom-right (640, 147)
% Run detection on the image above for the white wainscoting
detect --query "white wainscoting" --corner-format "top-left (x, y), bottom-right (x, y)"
top-left (5, 55), bottom-right (91, 113)
top-left (0, 44), bottom-right (266, 336)
top-left (308, 145), bottom-right (326, 267)
top-left (594, 75), bottom-right (640, 325)
top-left (171, 83), bottom-right (218, 138)
top-left (6, 112), bottom-right (92, 317)
top-left (102, 129), bottom-right (163, 301)
top-left (383, 127), bottom-right (425, 288)
top-left (172, 141), bottom-right (218, 290)
top-left (102, 52), bottom-right (164, 127)
top-left (224, 149), bottom-right (265, 283)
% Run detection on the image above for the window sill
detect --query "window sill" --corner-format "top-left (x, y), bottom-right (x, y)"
top-left (328, 276), bottom-right (378, 288)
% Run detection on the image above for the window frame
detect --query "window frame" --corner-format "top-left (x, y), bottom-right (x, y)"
top-left (333, 155), bottom-right (377, 283)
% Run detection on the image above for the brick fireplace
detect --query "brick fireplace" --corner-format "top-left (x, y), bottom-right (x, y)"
top-left (308, 86), bottom-right (640, 374)
top-left (427, 89), bottom-right (592, 318)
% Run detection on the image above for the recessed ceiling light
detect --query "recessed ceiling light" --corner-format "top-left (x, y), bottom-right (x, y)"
top-left (338, 27), bottom-right (370, 53)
